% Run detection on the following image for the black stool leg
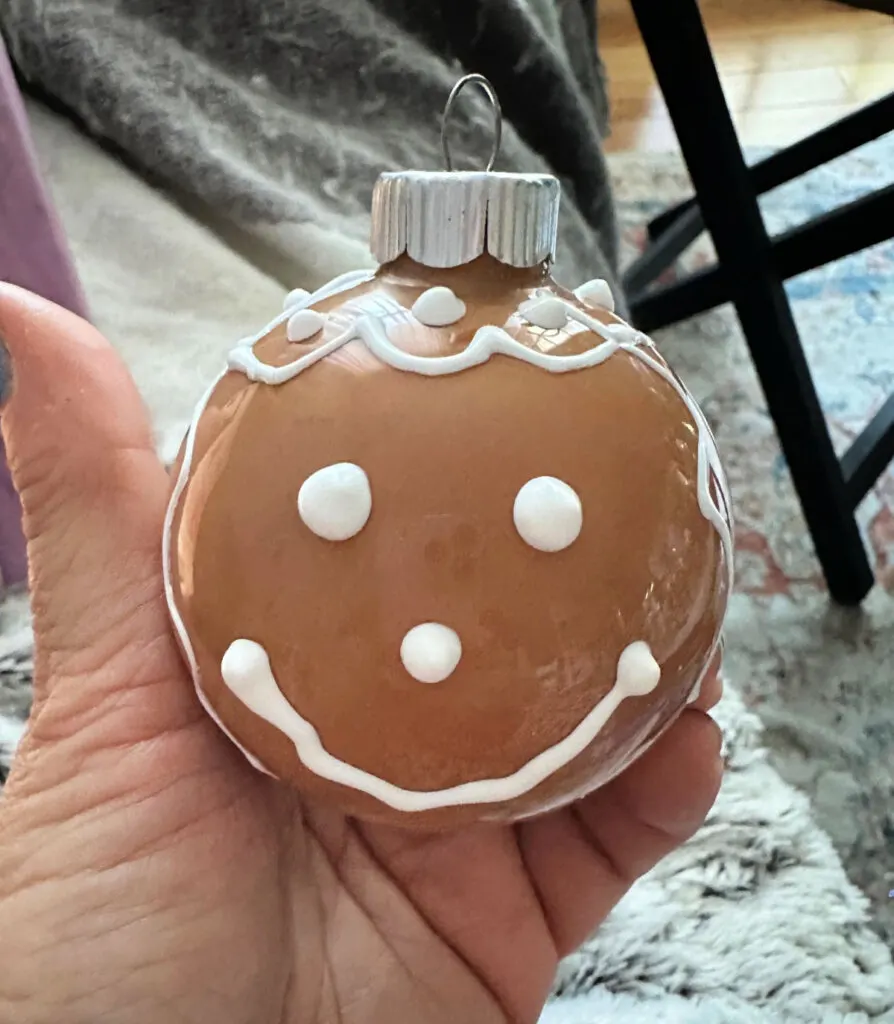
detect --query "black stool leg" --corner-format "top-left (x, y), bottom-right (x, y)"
top-left (628, 0), bottom-right (874, 605)
top-left (647, 92), bottom-right (894, 241)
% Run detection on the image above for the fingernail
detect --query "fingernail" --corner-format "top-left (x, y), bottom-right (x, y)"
top-left (0, 334), bottom-right (13, 408)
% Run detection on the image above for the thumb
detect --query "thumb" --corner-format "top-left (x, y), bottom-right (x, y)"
top-left (0, 284), bottom-right (174, 706)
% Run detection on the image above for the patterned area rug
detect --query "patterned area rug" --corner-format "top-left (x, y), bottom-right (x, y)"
top-left (611, 133), bottom-right (894, 948)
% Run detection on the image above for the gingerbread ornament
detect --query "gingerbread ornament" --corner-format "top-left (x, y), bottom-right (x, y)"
top-left (164, 75), bottom-right (733, 828)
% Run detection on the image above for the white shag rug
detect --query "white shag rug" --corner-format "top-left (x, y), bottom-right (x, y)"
top-left (0, 715), bottom-right (24, 767)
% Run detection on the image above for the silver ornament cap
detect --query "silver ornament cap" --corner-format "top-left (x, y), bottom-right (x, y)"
top-left (369, 75), bottom-right (561, 270)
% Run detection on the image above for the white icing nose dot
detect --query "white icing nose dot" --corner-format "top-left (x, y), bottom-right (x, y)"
top-left (513, 476), bottom-right (582, 552)
top-left (400, 623), bottom-right (462, 683)
top-left (518, 296), bottom-right (568, 330)
top-left (412, 286), bottom-right (467, 327)
top-left (298, 462), bottom-right (372, 541)
top-left (574, 278), bottom-right (615, 312)
top-left (287, 309), bottom-right (325, 343)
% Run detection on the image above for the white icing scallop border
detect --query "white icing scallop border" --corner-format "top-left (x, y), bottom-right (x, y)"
top-left (225, 284), bottom-right (733, 576)
top-left (227, 288), bottom-right (643, 383)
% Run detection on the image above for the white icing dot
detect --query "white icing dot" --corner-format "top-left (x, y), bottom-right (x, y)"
top-left (283, 287), bottom-right (311, 312)
top-left (602, 321), bottom-right (640, 344)
top-left (518, 296), bottom-right (568, 330)
top-left (616, 641), bottom-right (661, 697)
top-left (400, 623), bottom-right (462, 683)
top-left (287, 309), bottom-right (325, 343)
top-left (298, 463), bottom-right (372, 541)
top-left (411, 286), bottom-right (467, 327)
top-left (513, 476), bottom-right (582, 552)
top-left (574, 278), bottom-right (615, 312)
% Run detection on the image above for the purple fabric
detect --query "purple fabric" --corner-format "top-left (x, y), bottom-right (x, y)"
top-left (0, 39), bottom-right (87, 585)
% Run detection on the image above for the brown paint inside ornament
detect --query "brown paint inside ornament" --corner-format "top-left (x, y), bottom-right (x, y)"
top-left (166, 252), bottom-right (731, 829)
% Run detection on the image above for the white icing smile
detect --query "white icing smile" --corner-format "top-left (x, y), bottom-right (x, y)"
top-left (219, 637), bottom-right (661, 812)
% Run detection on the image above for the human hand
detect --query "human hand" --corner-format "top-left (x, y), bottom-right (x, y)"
top-left (0, 286), bottom-right (723, 1024)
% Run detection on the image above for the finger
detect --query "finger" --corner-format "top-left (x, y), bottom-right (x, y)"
top-left (707, 641), bottom-right (723, 682)
top-left (353, 815), bottom-right (558, 1023)
top-left (517, 710), bottom-right (723, 955)
top-left (0, 285), bottom-right (173, 702)
top-left (691, 668), bottom-right (722, 712)
top-left (683, 641), bottom-right (724, 712)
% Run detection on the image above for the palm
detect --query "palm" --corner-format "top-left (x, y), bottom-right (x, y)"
top-left (0, 287), bottom-right (722, 1024)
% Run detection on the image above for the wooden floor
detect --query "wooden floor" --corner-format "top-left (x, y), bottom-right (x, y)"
top-left (599, 0), bottom-right (894, 152)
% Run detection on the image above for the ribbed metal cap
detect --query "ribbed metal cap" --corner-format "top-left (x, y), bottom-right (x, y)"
top-left (370, 170), bottom-right (561, 269)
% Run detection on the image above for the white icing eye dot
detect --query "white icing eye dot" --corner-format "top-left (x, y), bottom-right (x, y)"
top-left (412, 286), bottom-right (467, 327)
top-left (298, 463), bottom-right (372, 541)
top-left (287, 309), bottom-right (325, 343)
top-left (518, 296), bottom-right (568, 330)
top-left (400, 623), bottom-right (462, 683)
top-left (513, 476), bottom-right (582, 552)
top-left (283, 287), bottom-right (311, 312)
top-left (574, 278), bottom-right (615, 312)
top-left (615, 641), bottom-right (661, 697)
